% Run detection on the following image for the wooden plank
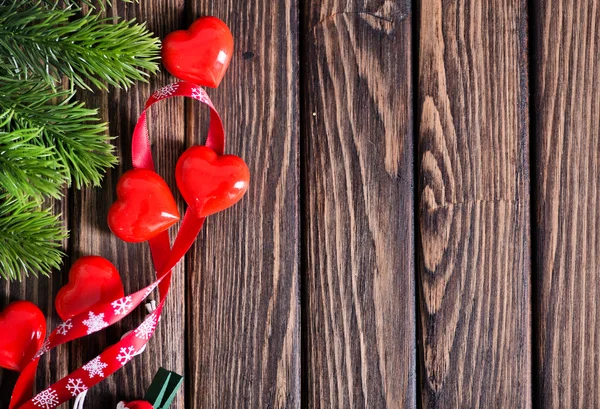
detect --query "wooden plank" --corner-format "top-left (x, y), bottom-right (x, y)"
top-left (70, 1), bottom-right (187, 407)
top-left (532, 1), bottom-right (600, 407)
top-left (0, 197), bottom-right (70, 408)
top-left (302, 2), bottom-right (415, 408)
top-left (417, 0), bottom-right (531, 407)
top-left (184, 2), bottom-right (300, 408)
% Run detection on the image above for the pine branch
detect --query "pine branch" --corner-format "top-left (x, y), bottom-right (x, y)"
top-left (0, 3), bottom-right (160, 90)
top-left (41, 1), bottom-right (133, 10)
top-left (0, 194), bottom-right (67, 280)
top-left (0, 111), bottom-right (67, 201)
top-left (0, 1), bottom-right (161, 280)
top-left (0, 77), bottom-right (117, 188)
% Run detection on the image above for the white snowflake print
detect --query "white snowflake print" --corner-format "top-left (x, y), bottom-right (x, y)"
top-left (153, 83), bottom-right (179, 99)
top-left (191, 87), bottom-right (211, 104)
top-left (32, 387), bottom-right (59, 408)
top-left (112, 296), bottom-right (133, 315)
top-left (34, 338), bottom-right (51, 359)
top-left (82, 311), bottom-right (109, 335)
top-left (56, 319), bottom-right (73, 336)
top-left (143, 282), bottom-right (158, 299)
top-left (134, 313), bottom-right (158, 340)
top-left (116, 346), bottom-right (136, 366)
top-left (82, 356), bottom-right (108, 378)
top-left (65, 378), bottom-right (87, 396)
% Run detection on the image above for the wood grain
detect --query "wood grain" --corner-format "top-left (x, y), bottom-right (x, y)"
top-left (302, 1), bottom-right (415, 408)
top-left (417, 0), bottom-right (531, 407)
top-left (532, 1), bottom-right (600, 407)
top-left (184, 1), bottom-right (300, 408)
top-left (70, 1), bottom-right (187, 407)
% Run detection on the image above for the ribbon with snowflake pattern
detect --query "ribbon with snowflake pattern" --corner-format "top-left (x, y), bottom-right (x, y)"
top-left (10, 82), bottom-right (224, 409)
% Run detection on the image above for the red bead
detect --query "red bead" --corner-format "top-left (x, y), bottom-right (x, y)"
top-left (161, 16), bottom-right (234, 87)
top-left (0, 301), bottom-right (46, 372)
top-left (176, 146), bottom-right (250, 218)
top-left (108, 169), bottom-right (180, 243)
top-left (119, 401), bottom-right (154, 409)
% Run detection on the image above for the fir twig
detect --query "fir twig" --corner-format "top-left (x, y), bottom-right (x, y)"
top-left (0, 77), bottom-right (117, 188)
top-left (0, 3), bottom-right (160, 90)
top-left (0, 1), bottom-right (161, 280)
top-left (0, 194), bottom-right (67, 280)
top-left (41, 1), bottom-right (134, 10)
top-left (0, 113), bottom-right (66, 201)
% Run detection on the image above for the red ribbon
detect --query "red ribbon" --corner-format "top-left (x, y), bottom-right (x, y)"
top-left (10, 82), bottom-right (223, 409)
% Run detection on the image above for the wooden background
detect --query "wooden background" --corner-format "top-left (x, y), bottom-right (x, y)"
top-left (1, 0), bottom-right (599, 407)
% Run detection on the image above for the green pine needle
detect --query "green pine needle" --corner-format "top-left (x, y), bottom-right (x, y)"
top-left (0, 193), bottom-right (67, 280)
top-left (0, 3), bottom-right (161, 90)
top-left (0, 120), bottom-right (67, 201)
top-left (41, 1), bottom-right (134, 10)
top-left (0, 77), bottom-right (117, 189)
top-left (0, 1), bottom-right (161, 280)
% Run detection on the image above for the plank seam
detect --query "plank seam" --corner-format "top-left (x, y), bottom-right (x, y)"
top-left (411, 0), bottom-right (422, 407)
top-left (526, 0), bottom-right (541, 405)
top-left (298, 0), bottom-right (309, 408)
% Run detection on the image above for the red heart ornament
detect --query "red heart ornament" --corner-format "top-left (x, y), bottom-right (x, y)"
top-left (176, 146), bottom-right (249, 217)
top-left (161, 16), bottom-right (234, 88)
top-left (0, 301), bottom-right (46, 372)
top-left (55, 256), bottom-right (124, 321)
top-left (108, 169), bottom-right (180, 243)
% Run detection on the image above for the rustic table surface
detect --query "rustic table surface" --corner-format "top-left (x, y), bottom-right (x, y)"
top-left (1, 0), bottom-right (599, 408)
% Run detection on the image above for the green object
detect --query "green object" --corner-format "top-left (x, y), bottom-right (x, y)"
top-left (161, 372), bottom-right (184, 408)
top-left (144, 368), bottom-right (184, 409)
top-left (0, 3), bottom-right (160, 91)
top-left (0, 78), bottom-right (115, 191)
top-left (0, 194), bottom-right (66, 280)
top-left (41, 0), bottom-right (134, 11)
top-left (0, 1), bottom-right (160, 280)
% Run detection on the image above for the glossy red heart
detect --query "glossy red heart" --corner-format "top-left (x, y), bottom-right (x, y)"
top-left (55, 256), bottom-right (124, 321)
top-left (0, 301), bottom-right (46, 372)
top-left (108, 169), bottom-right (180, 243)
top-left (161, 16), bottom-right (234, 88)
top-left (176, 146), bottom-right (249, 218)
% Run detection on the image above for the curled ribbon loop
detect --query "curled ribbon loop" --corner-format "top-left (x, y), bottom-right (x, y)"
top-left (10, 82), bottom-right (223, 409)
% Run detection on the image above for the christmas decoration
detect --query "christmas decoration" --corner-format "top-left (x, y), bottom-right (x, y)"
top-left (161, 17), bottom-right (234, 87)
top-left (113, 368), bottom-right (183, 409)
top-left (6, 15), bottom-right (243, 403)
top-left (31, 388), bottom-right (59, 408)
top-left (64, 300), bottom-right (158, 408)
top-left (55, 256), bottom-right (125, 320)
top-left (176, 145), bottom-right (249, 217)
top-left (0, 194), bottom-right (66, 280)
top-left (143, 368), bottom-right (183, 409)
top-left (8, 81), bottom-right (244, 409)
top-left (117, 401), bottom-right (154, 409)
top-left (0, 301), bottom-right (46, 372)
top-left (108, 169), bottom-right (180, 243)
top-left (66, 378), bottom-right (88, 398)
top-left (175, 146), bottom-right (250, 217)
top-left (0, 1), bottom-right (160, 280)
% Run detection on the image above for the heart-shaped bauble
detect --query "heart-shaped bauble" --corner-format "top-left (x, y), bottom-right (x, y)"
top-left (117, 401), bottom-right (154, 409)
top-left (55, 256), bottom-right (124, 321)
top-left (0, 301), bottom-right (46, 372)
top-left (161, 16), bottom-right (234, 88)
top-left (108, 169), bottom-right (180, 243)
top-left (175, 146), bottom-right (249, 218)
